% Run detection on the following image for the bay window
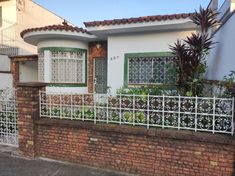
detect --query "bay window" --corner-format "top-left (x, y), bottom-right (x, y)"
top-left (38, 48), bottom-right (87, 85)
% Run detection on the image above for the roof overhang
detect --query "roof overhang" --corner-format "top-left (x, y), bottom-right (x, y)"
top-left (86, 18), bottom-right (196, 38)
top-left (23, 30), bottom-right (99, 46)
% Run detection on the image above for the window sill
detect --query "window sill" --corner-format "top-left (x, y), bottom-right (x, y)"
top-left (127, 83), bottom-right (176, 87)
top-left (46, 83), bottom-right (87, 87)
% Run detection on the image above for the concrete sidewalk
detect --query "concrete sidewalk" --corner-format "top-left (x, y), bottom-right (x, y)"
top-left (0, 145), bottom-right (129, 176)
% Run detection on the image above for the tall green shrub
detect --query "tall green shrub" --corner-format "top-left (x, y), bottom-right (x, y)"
top-left (170, 7), bottom-right (217, 96)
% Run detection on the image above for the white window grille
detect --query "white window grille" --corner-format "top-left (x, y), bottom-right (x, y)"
top-left (128, 56), bottom-right (176, 84)
top-left (51, 51), bottom-right (85, 83)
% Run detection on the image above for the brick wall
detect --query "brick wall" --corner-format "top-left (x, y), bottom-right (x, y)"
top-left (88, 41), bottom-right (107, 93)
top-left (17, 84), bottom-right (235, 176)
top-left (17, 83), bottom-right (45, 157)
top-left (34, 119), bottom-right (235, 176)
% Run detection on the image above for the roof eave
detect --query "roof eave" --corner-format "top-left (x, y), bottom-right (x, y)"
top-left (86, 18), bottom-right (196, 38)
top-left (22, 30), bottom-right (99, 46)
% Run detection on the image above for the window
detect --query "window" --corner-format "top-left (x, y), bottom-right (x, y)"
top-left (51, 51), bottom-right (85, 83)
top-left (125, 53), bottom-right (176, 85)
top-left (38, 48), bottom-right (87, 84)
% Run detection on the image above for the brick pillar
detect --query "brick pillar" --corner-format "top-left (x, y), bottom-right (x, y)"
top-left (11, 60), bottom-right (19, 88)
top-left (17, 82), bottom-right (46, 157)
top-left (88, 41), bottom-right (107, 93)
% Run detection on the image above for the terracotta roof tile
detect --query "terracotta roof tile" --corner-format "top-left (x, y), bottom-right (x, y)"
top-left (84, 13), bottom-right (194, 27)
top-left (21, 22), bottom-right (91, 38)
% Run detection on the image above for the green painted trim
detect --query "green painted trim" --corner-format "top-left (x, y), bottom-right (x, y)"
top-left (124, 52), bottom-right (174, 87)
top-left (48, 83), bottom-right (87, 87)
top-left (38, 47), bottom-right (87, 53)
top-left (38, 47), bottom-right (88, 87)
top-left (125, 52), bottom-right (174, 58)
top-left (124, 55), bottom-right (129, 87)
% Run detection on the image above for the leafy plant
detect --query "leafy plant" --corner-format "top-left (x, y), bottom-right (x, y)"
top-left (170, 7), bottom-right (217, 96)
top-left (116, 85), bottom-right (178, 96)
top-left (218, 71), bottom-right (235, 98)
top-left (135, 111), bottom-right (145, 123)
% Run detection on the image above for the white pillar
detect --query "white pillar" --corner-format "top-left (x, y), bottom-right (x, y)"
top-left (44, 50), bottom-right (51, 82)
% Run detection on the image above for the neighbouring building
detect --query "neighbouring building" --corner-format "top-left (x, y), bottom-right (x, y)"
top-left (206, 0), bottom-right (235, 80)
top-left (0, 0), bottom-right (66, 89)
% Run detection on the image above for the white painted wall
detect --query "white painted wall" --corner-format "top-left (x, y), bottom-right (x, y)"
top-left (38, 39), bottom-right (88, 50)
top-left (19, 60), bottom-right (38, 82)
top-left (0, 54), bottom-right (11, 71)
top-left (46, 87), bottom-right (88, 94)
top-left (206, 13), bottom-right (235, 80)
top-left (107, 29), bottom-right (195, 94)
top-left (0, 55), bottom-right (12, 89)
top-left (0, 74), bottom-right (13, 89)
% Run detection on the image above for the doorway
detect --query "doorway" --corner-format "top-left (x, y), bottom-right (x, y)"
top-left (93, 58), bottom-right (107, 93)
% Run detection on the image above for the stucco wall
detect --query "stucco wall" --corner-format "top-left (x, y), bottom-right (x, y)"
top-left (19, 60), bottom-right (38, 82)
top-left (0, 73), bottom-right (13, 89)
top-left (0, 55), bottom-right (11, 71)
top-left (107, 29), bottom-right (195, 94)
top-left (38, 39), bottom-right (88, 50)
top-left (206, 13), bottom-right (235, 80)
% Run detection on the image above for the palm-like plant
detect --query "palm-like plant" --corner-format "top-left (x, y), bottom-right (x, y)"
top-left (170, 7), bottom-right (218, 96)
top-left (190, 7), bottom-right (218, 33)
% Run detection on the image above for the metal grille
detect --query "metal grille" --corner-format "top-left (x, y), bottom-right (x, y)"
top-left (40, 92), bottom-right (234, 135)
top-left (51, 51), bottom-right (84, 83)
top-left (0, 44), bottom-right (19, 56)
top-left (128, 56), bottom-right (176, 84)
top-left (94, 59), bottom-right (107, 93)
top-left (38, 51), bottom-right (44, 82)
top-left (0, 88), bottom-right (18, 146)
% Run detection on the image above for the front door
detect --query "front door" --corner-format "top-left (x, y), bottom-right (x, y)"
top-left (94, 58), bottom-right (107, 93)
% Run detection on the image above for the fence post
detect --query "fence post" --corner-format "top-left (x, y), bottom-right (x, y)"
top-left (94, 93), bottom-right (96, 124)
top-left (17, 82), bottom-right (46, 158)
top-left (229, 88), bottom-right (235, 135)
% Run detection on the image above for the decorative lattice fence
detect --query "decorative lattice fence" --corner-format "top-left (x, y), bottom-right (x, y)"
top-left (0, 88), bottom-right (18, 146)
top-left (40, 92), bottom-right (234, 135)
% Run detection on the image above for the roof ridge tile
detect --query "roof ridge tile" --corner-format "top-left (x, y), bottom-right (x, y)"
top-left (84, 13), bottom-right (194, 27)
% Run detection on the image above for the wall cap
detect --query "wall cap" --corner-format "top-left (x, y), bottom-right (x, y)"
top-left (36, 118), bottom-right (235, 146)
top-left (17, 82), bottom-right (47, 87)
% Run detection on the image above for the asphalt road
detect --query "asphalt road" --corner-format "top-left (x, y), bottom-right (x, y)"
top-left (0, 152), bottom-right (127, 176)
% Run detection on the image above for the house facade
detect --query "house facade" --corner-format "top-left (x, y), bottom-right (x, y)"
top-left (20, 13), bottom-right (196, 94)
top-left (0, 0), bottom-right (66, 89)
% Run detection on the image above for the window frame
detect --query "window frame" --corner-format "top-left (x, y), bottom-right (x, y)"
top-left (38, 47), bottom-right (87, 87)
top-left (124, 52), bottom-right (175, 87)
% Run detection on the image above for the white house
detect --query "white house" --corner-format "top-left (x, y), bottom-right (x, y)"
top-left (20, 13), bottom-right (197, 94)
